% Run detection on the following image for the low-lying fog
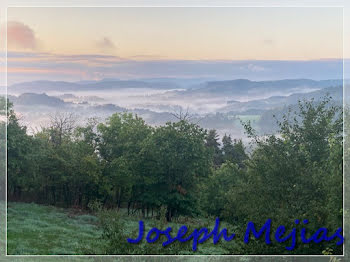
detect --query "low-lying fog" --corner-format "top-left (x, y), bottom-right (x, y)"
top-left (41, 86), bottom-right (320, 115)
top-left (7, 78), bottom-right (343, 143)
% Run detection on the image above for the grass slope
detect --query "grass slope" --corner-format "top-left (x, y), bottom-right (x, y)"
top-left (7, 202), bottom-right (234, 256)
top-left (7, 202), bottom-right (104, 255)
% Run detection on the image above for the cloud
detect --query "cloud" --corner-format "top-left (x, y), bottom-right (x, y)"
top-left (6, 21), bottom-right (38, 50)
top-left (95, 37), bottom-right (116, 51)
top-left (7, 51), bottom-right (125, 67)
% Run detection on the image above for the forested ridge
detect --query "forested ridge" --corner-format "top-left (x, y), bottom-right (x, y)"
top-left (4, 96), bottom-right (343, 255)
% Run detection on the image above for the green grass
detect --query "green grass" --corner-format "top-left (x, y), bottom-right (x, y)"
top-left (7, 202), bottom-right (238, 256)
top-left (5, 202), bottom-right (341, 262)
top-left (7, 202), bottom-right (105, 255)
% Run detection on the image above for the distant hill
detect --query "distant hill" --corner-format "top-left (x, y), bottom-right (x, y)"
top-left (182, 79), bottom-right (342, 97)
top-left (9, 93), bottom-right (66, 107)
top-left (92, 104), bottom-right (125, 112)
top-left (9, 78), bottom-right (342, 96)
top-left (9, 81), bottom-right (81, 94)
top-left (9, 80), bottom-right (181, 93)
top-left (220, 85), bottom-right (342, 113)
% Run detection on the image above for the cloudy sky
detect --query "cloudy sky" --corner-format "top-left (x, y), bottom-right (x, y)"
top-left (2, 7), bottom-right (345, 83)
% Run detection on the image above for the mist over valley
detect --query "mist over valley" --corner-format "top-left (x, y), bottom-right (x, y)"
top-left (6, 78), bottom-right (343, 141)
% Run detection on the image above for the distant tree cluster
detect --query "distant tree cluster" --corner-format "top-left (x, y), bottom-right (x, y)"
top-left (6, 96), bottom-right (343, 254)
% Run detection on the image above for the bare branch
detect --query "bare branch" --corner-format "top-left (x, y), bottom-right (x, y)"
top-left (48, 112), bottom-right (77, 146)
top-left (171, 106), bottom-right (194, 121)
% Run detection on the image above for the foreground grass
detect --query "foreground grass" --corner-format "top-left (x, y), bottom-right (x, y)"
top-left (7, 202), bottom-right (233, 255)
top-left (7, 202), bottom-right (105, 255)
top-left (5, 202), bottom-right (343, 262)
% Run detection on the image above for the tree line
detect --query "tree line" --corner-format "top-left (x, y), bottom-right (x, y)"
top-left (6, 96), bottom-right (343, 254)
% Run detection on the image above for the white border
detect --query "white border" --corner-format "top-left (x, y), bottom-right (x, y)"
top-left (4, 5), bottom-right (346, 258)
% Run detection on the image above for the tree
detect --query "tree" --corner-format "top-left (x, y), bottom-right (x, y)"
top-left (97, 112), bottom-right (152, 210)
top-left (141, 120), bottom-right (211, 221)
top-left (201, 162), bottom-right (242, 217)
top-left (224, 97), bottom-right (343, 254)
top-left (205, 129), bottom-right (223, 167)
top-left (47, 112), bottom-right (76, 146)
top-left (7, 101), bottom-right (37, 199)
top-left (222, 134), bottom-right (247, 168)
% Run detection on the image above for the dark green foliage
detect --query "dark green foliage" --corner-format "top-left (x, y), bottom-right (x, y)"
top-left (222, 134), bottom-right (248, 168)
top-left (97, 113), bottom-right (152, 209)
top-left (201, 162), bottom-right (242, 217)
top-left (205, 129), bottom-right (223, 167)
top-left (140, 120), bottom-right (211, 221)
top-left (223, 97), bottom-right (343, 254)
top-left (7, 101), bottom-right (38, 200)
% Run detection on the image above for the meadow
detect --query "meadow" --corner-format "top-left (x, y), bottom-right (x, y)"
top-left (7, 202), bottom-right (103, 255)
top-left (7, 202), bottom-right (236, 255)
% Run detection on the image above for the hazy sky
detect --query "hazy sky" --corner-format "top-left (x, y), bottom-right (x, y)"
top-left (7, 7), bottom-right (343, 60)
top-left (2, 7), bottom-right (345, 83)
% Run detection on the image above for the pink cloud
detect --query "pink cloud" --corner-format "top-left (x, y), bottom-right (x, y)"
top-left (7, 21), bottom-right (38, 50)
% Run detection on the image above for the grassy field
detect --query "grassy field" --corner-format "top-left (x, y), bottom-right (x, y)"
top-left (7, 202), bottom-right (105, 255)
top-left (7, 202), bottom-right (236, 255)
top-left (5, 202), bottom-right (340, 262)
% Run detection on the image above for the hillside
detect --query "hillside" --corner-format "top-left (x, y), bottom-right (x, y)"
top-left (9, 79), bottom-right (181, 93)
top-left (184, 79), bottom-right (342, 96)
top-left (220, 85), bottom-right (342, 113)
top-left (9, 93), bottom-right (66, 107)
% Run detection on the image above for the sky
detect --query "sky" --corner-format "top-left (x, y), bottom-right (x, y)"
top-left (1, 7), bottom-right (345, 83)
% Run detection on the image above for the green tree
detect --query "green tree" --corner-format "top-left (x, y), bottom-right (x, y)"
top-left (205, 129), bottom-right (223, 167)
top-left (201, 162), bottom-right (242, 217)
top-left (224, 97), bottom-right (343, 254)
top-left (222, 134), bottom-right (247, 168)
top-left (7, 101), bottom-right (37, 199)
top-left (141, 120), bottom-right (211, 221)
top-left (97, 112), bottom-right (152, 210)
